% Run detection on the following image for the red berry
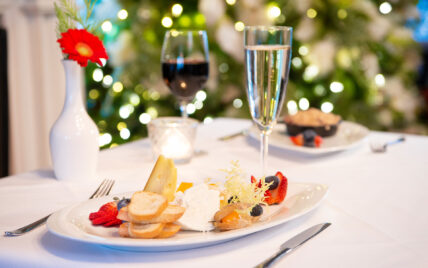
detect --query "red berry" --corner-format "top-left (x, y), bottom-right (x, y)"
top-left (290, 135), bottom-right (304, 146)
top-left (103, 219), bottom-right (122, 227)
top-left (315, 136), bottom-right (323, 147)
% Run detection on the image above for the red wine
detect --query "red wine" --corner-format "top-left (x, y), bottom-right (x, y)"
top-left (162, 60), bottom-right (209, 100)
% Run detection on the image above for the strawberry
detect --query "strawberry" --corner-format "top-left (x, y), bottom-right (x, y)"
top-left (265, 172), bottom-right (288, 205)
top-left (314, 136), bottom-right (323, 147)
top-left (89, 201), bottom-right (121, 227)
top-left (290, 135), bottom-right (303, 146)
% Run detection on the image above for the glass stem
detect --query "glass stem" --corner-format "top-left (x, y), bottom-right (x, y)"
top-left (260, 131), bottom-right (269, 176)
top-left (180, 101), bottom-right (188, 118)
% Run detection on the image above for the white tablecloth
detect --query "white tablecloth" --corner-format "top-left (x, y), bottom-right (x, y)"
top-left (1, 118), bottom-right (427, 267)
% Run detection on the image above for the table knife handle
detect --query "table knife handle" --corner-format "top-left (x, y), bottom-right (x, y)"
top-left (254, 247), bottom-right (292, 268)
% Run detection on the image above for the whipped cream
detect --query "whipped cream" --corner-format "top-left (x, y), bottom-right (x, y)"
top-left (174, 183), bottom-right (220, 231)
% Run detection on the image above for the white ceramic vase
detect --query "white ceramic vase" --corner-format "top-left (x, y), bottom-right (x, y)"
top-left (49, 60), bottom-right (99, 181)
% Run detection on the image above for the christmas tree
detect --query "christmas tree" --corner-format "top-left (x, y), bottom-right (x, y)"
top-left (85, 0), bottom-right (424, 149)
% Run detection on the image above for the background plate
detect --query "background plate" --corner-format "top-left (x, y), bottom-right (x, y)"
top-left (248, 121), bottom-right (369, 155)
top-left (47, 182), bottom-right (328, 252)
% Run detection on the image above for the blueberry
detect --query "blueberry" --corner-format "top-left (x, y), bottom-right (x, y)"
top-left (265, 176), bottom-right (279, 190)
top-left (303, 129), bottom-right (317, 143)
top-left (250, 204), bottom-right (263, 217)
top-left (117, 198), bottom-right (130, 211)
top-left (303, 129), bottom-right (317, 147)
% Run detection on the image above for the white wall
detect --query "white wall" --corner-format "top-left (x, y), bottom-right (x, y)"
top-left (1, 0), bottom-right (66, 174)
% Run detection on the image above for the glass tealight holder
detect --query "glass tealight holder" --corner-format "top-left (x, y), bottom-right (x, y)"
top-left (148, 117), bottom-right (198, 164)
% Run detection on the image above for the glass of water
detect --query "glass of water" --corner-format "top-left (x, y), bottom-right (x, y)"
top-left (244, 26), bottom-right (292, 176)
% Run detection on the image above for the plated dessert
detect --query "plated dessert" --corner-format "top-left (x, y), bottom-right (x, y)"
top-left (283, 108), bottom-right (342, 148)
top-left (88, 156), bottom-right (289, 239)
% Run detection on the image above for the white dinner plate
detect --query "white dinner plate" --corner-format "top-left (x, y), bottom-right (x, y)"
top-left (248, 121), bottom-right (369, 155)
top-left (47, 182), bottom-right (328, 252)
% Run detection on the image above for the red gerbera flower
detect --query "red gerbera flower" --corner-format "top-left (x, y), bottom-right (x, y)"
top-left (57, 29), bottom-right (108, 67)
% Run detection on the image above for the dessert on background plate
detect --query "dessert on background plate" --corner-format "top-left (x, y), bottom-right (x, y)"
top-left (284, 108), bottom-right (341, 138)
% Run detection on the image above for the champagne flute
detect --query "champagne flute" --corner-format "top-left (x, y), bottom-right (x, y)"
top-left (244, 26), bottom-right (292, 176)
top-left (161, 30), bottom-right (209, 117)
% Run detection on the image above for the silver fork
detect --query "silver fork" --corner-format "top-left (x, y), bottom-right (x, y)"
top-left (4, 179), bottom-right (115, 237)
top-left (370, 136), bottom-right (406, 153)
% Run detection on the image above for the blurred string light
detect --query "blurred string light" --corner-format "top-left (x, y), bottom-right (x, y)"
top-left (267, 4), bottom-right (281, 19)
top-left (120, 128), bottom-right (131, 140)
top-left (337, 9), bottom-right (347, 19)
top-left (119, 104), bottom-right (134, 119)
top-left (303, 65), bottom-right (319, 81)
top-left (101, 20), bottom-right (112, 33)
top-left (203, 116), bottom-right (213, 124)
top-left (102, 75), bottom-right (113, 87)
top-left (129, 93), bottom-right (140, 106)
top-left (196, 90), bottom-right (207, 101)
top-left (195, 101), bottom-right (203, 110)
top-left (292, 57), bottom-right (302, 68)
top-left (306, 8), bottom-right (317, 19)
top-left (92, 69), bottom-right (103, 82)
top-left (117, 9), bottom-right (128, 20)
top-left (235, 21), bottom-right (245, 31)
top-left (194, 13), bottom-right (206, 26)
top-left (139, 113), bottom-right (151, 124)
top-left (299, 98), bottom-right (310, 110)
top-left (287, 100), bottom-right (298, 115)
top-left (226, 0), bottom-right (236, 5)
top-left (89, 89), bottom-right (99, 99)
top-left (321, 102), bottom-right (334, 113)
top-left (162, 16), bottom-right (173, 28)
top-left (110, 143), bottom-right (118, 148)
top-left (151, 91), bottom-right (161, 100)
top-left (233, 98), bottom-right (243, 109)
top-left (179, 15), bottom-right (191, 27)
top-left (117, 122), bottom-right (127, 131)
top-left (147, 107), bottom-right (158, 118)
top-left (171, 4), bottom-right (183, 17)
top-left (112, 81), bottom-right (123, 93)
top-left (379, 2), bottom-right (392, 14)
top-left (187, 103), bottom-right (196, 114)
top-left (298, 46), bottom-right (309, 56)
top-left (219, 63), bottom-right (229, 73)
top-left (375, 74), bottom-right (386, 87)
top-left (99, 58), bottom-right (107, 67)
top-left (99, 133), bottom-right (112, 147)
top-left (330, 81), bottom-right (344, 93)
top-left (314, 85), bottom-right (326, 96)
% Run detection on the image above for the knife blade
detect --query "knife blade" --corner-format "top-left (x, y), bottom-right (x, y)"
top-left (255, 223), bottom-right (331, 268)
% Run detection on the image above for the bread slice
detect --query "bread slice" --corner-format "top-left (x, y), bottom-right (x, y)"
top-left (144, 155), bottom-right (177, 202)
top-left (118, 222), bottom-right (130, 237)
top-left (128, 191), bottom-right (167, 221)
top-left (156, 223), bottom-right (181, 238)
top-left (118, 205), bottom-right (185, 224)
top-left (128, 222), bottom-right (165, 238)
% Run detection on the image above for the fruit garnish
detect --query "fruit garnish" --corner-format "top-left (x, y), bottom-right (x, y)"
top-left (117, 198), bottom-right (130, 211)
top-left (290, 130), bottom-right (323, 148)
top-left (221, 161), bottom-right (271, 213)
top-left (265, 172), bottom-right (288, 205)
top-left (264, 176), bottom-right (279, 190)
top-left (250, 204), bottom-right (263, 217)
top-left (176, 182), bottom-right (194, 193)
top-left (89, 201), bottom-right (122, 227)
top-left (221, 210), bottom-right (241, 224)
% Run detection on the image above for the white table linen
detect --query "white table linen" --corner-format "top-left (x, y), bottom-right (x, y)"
top-left (1, 118), bottom-right (427, 267)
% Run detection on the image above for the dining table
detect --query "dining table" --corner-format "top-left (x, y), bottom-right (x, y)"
top-left (1, 117), bottom-right (427, 267)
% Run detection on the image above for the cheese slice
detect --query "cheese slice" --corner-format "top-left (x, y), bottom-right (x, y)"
top-left (144, 155), bottom-right (177, 202)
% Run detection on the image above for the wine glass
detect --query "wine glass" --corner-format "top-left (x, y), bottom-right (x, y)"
top-left (161, 30), bottom-right (209, 117)
top-left (244, 26), bottom-right (293, 176)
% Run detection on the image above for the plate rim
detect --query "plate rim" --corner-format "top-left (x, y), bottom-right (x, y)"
top-left (248, 120), bottom-right (369, 155)
top-left (47, 182), bottom-right (328, 251)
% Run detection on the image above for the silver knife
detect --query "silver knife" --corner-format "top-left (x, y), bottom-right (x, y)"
top-left (255, 223), bottom-right (331, 268)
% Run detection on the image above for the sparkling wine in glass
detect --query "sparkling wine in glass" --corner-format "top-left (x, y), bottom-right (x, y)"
top-left (161, 30), bottom-right (209, 117)
top-left (244, 26), bottom-right (292, 176)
